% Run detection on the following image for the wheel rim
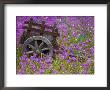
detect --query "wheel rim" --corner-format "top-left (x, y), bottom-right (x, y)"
top-left (23, 36), bottom-right (53, 57)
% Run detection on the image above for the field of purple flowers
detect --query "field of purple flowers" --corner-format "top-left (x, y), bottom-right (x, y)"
top-left (16, 16), bottom-right (94, 74)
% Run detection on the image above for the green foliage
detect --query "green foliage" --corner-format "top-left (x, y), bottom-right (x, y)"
top-left (85, 31), bottom-right (93, 39)
top-left (16, 58), bottom-right (20, 66)
top-left (16, 56), bottom-right (21, 70)
top-left (68, 30), bottom-right (72, 36)
top-left (33, 61), bottom-right (40, 70)
top-left (88, 41), bottom-right (94, 48)
top-left (77, 35), bottom-right (86, 42)
top-left (44, 69), bottom-right (51, 74)
top-left (88, 62), bottom-right (94, 74)
top-left (52, 58), bottom-right (61, 71)
top-left (73, 49), bottom-right (81, 56)
top-left (69, 37), bottom-right (78, 44)
top-left (16, 47), bottom-right (22, 59)
top-left (66, 64), bottom-right (73, 72)
top-left (72, 61), bottom-right (82, 74)
top-left (16, 61), bottom-right (21, 70)
top-left (25, 64), bottom-right (31, 74)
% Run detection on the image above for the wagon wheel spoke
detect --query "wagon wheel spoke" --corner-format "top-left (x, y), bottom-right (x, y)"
top-left (42, 53), bottom-right (47, 57)
top-left (26, 51), bottom-right (34, 54)
top-left (39, 42), bottom-right (44, 49)
top-left (35, 40), bottom-right (38, 49)
top-left (41, 48), bottom-right (50, 51)
top-left (28, 44), bottom-right (36, 51)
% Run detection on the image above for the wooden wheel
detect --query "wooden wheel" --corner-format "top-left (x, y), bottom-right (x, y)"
top-left (23, 36), bottom-right (53, 57)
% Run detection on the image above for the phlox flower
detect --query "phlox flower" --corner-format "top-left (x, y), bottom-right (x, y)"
top-left (20, 54), bottom-right (28, 61)
top-left (45, 56), bottom-right (52, 63)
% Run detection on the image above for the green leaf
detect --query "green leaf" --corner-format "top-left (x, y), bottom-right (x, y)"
top-left (16, 57), bottom-right (21, 70)
top-left (44, 69), bottom-right (51, 74)
top-left (25, 64), bottom-right (31, 74)
top-left (33, 61), bottom-right (40, 70)
top-left (52, 59), bottom-right (61, 71)
top-left (69, 37), bottom-right (78, 44)
top-left (16, 47), bottom-right (23, 58)
top-left (16, 58), bottom-right (20, 66)
top-left (73, 49), bottom-right (79, 56)
top-left (88, 62), bottom-right (94, 74)
top-left (77, 35), bottom-right (86, 42)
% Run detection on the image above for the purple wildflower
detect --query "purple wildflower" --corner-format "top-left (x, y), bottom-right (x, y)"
top-left (71, 57), bottom-right (77, 62)
top-left (90, 47), bottom-right (94, 53)
top-left (45, 57), bottom-right (52, 63)
top-left (35, 58), bottom-right (41, 63)
top-left (52, 70), bottom-right (58, 74)
top-left (59, 54), bottom-right (65, 60)
top-left (20, 55), bottom-right (28, 61)
top-left (29, 62), bottom-right (36, 71)
top-left (30, 56), bottom-right (35, 61)
top-left (39, 69), bottom-right (44, 74)
top-left (67, 59), bottom-right (71, 63)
